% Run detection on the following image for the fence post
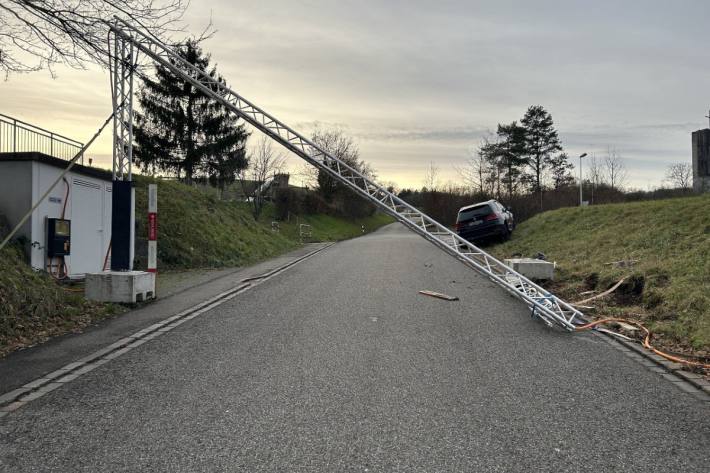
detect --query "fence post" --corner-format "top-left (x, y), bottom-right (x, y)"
top-left (13, 119), bottom-right (17, 154)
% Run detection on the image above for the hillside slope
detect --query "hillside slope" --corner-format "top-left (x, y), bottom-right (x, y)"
top-left (133, 177), bottom-right (393, 270)
top-left (492, 194), bottom-right (710, 352)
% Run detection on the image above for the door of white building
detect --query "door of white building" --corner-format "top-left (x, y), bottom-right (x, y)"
top-left (70, 178), bottom-right (104, 276)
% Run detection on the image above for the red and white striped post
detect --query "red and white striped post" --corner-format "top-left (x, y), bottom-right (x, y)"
top-left (147, 184), bottom-right (157, 273)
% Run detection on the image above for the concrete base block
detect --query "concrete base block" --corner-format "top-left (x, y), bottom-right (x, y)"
top-left (85, 271), bottom-right (156, 303)
top-left (504, 258), bottom-right (555, 281)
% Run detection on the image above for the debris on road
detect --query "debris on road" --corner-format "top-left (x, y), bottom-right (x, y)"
top-left (419, 290), bottom-right (459, 301)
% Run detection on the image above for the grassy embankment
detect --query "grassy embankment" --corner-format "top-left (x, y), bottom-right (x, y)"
top-left (491, 193), bottom-right (710, 354)
top-left (0, 177), bottom-right (393, 356)
top-left (132, 176), bottom-right (393, 269)
top-left (0, 243), bottom-right (121, 357)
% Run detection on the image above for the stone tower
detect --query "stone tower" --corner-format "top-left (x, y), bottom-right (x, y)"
top-left (692, 128), bottom-right (710, 192)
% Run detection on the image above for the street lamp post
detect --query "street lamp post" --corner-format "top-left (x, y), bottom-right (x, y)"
top-left (579, 153), bottom-right (587, 206)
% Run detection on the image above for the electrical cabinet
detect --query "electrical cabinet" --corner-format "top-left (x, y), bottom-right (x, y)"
top-left (47, 218), bottom-right (71, 257)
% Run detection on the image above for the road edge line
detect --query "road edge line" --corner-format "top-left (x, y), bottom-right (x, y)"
top-left (0, 242), bottom-right (335, 417)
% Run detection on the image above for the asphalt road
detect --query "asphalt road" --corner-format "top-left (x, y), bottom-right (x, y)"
top-left (1, 223), bottom-right (708, 472)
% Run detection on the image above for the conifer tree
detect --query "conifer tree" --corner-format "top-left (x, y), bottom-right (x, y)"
top-left (549, 153), bottom-right (574, 189)
top-left (483, 122), bottom-right (527, 200)
top-left (133, 40), bottom-right (248, 185)
top-left (520, 105), bottom-right (562, 208)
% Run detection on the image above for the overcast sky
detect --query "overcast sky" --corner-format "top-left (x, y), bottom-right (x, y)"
top-left (1, 0), bottom-right (709, 189)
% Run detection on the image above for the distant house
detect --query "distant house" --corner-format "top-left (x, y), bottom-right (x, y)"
top-left (200, 172), bottom-right (293, 201)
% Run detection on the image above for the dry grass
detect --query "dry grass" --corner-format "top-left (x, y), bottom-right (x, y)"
top-left (0, 244), bottom-right (124, 357)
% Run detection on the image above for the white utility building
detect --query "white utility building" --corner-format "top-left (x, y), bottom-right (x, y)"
top-left (0, 152), bottom-right (127, 278)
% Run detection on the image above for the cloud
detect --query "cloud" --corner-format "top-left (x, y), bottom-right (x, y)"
top-left (2, 0), bottom-right (708, 191)
top-left (353, 126), bottom-right (492, 143)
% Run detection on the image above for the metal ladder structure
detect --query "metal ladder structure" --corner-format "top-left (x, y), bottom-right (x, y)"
top-left (108, 19), bottom-right (583, 331)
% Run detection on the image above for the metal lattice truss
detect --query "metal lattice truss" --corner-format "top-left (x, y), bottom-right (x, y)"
top-left (109, 32), bottom-right (137, 181)
top-left (108, 19), bottom-right (583, 331)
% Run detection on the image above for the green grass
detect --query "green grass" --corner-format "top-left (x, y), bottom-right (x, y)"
top-left (491, 193), bottom-right (710, 351)
top-left (133, 176), bottom-right (394, 270)
top-left (133, 177), bottom-right (299, 269)
top-left (261, 206), bottom-right (394, 245)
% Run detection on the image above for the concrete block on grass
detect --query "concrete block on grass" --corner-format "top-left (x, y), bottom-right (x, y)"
top-left (504, 258), bottom-right (555, 281)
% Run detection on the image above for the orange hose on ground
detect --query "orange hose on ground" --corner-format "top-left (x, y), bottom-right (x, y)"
top-left (576, 318), bottom-right (710, 370)
top-left (61, 286), bottom-right (84, 293)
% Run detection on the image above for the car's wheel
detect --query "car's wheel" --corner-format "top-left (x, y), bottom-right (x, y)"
top-left (501, 222), bottom-right (512, 242)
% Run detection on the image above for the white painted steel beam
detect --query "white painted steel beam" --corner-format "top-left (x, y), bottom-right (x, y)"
top-left (108, 19), bottom-right (582, 330)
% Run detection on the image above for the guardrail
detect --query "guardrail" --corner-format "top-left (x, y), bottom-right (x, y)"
top-left (0, 113), bottom-right (84, 163)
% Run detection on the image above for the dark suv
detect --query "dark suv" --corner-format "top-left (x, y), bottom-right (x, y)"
top-left (455, 200), bottom-right (515, 243)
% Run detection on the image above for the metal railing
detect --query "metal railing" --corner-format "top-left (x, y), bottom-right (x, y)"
top-left (0, 113), bottom-right (84, 163)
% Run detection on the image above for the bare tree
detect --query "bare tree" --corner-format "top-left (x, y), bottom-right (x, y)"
top-left (296, 163), bottom-right (317, 189)
top-left (585, 153), bottom-right (603, 204)
top-left (308, 125), bottom-right (378, 217)
top-left (309, 125), bottom-right (375, 199)
top-left (382, 180), bottom-right (399, 194)
top-left (603, 147), bottom-right (628, 191)
top-left (298, 126), bottom-right (375, 193)
top-left (586, 153), bottom-right (603, 185)
top-left (238, 135), bottom-right (286, 220)
top-left (664, 163), bottom-right (693, 190)
top-left (0, 0), bottom-right (188, 76)
top-left (456, 141), bottom-right (494, 195)
top-left (422, 161), bottom-right (440, 191)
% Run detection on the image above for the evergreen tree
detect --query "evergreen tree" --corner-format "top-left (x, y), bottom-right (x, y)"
top-left (520, 105), bottom-right (562, 207)
top-left (484, 122), bottom-right (527, 199)
top-left (549, 153), bottom-right (574, 189)
top-left (133, 40), bottom-right (248, 184)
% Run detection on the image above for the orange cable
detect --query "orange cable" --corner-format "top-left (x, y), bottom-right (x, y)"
top-left (102, 242), bottom-right (112, 271)
top-left (576, 318), bottom-right (710, 370)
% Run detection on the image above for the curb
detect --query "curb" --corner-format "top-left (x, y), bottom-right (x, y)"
top-left (0, 242), bottom-right (334, 419)
top-left (592, 330), bottom-right (710, 404)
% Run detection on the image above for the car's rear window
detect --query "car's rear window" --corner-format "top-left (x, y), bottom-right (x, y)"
top-left (457, 204), bottom-right (491, 222)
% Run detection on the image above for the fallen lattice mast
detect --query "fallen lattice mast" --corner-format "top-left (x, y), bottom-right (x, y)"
top-left (108, 18), bottom-right (583, 331)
